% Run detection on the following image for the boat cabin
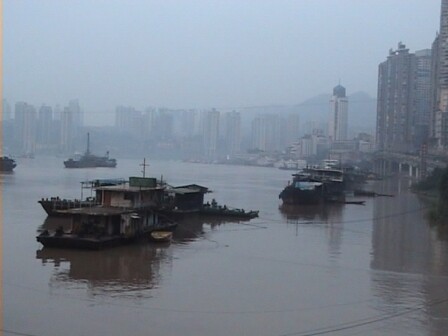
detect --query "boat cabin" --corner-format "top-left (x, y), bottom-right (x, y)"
top-left (39, 176), bottom-right (172, 248)
top-left (303, 167), bottom-right (344, 183)
top-left (94, 176), bottom-right (165, 208)
top-left (167, 184), bottom-right (209, 210)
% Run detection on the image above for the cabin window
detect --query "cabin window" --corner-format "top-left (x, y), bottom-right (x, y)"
top-left (124, 192), bottom-right (133, 201)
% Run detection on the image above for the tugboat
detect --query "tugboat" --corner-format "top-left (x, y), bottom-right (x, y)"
top-left (64, 133), bottom-right (117, 168)
top-left (0, 156), bottom-right (17, 172)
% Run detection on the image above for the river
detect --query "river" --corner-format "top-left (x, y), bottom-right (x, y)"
top-left (2, 156), bottom-right (448, 336)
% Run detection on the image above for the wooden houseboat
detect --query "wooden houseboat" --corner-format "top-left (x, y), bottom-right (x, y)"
top-left (36, 176), bottom-right (176, 250)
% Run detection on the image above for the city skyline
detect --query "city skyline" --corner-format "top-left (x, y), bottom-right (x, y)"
top-left (4, 1), bottom-right (440, 126)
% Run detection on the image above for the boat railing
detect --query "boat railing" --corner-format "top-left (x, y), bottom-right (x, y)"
top-left (43, 197), bottom-right (100, 210)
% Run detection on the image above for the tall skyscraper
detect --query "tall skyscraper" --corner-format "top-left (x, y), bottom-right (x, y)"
top-left (328, 84), bottom-right (348, 141)
top-left (223, 111), bottom-right (241, 155)
top-left (285, 113), bottom-right (300, 146)
top-left (14, 102), bottom-right (37, 154)
top-left (60, 106), bottom-right (74, 153)
top-left (202, 109), bottom-right (220, 159)
top-left (115, 105), bottom-right (142, 137)
top-left (143, 107), bottom-right (157, 140)
top-left (414, 49), bottom-right (432, 147)
top-left (155, 109), bottom-right (174, 141)
top-left (251, 114), bottom-right (285, 152)
top-left (376, 43), bottom-right (416, 152)
top-left (69, 99), bottom-right (83, 130)
top-left (431, 0), bottom-right (448, 150)
top-left (37, 105), bottom-right (53, 146)
top-left (178, 109), bottom-right (200, 138)
top-left (58, 99), bottom-right (84, 153)
top-left (2, 99), bottom-right (11, 121)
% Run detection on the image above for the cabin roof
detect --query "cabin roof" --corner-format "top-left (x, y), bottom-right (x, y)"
top-left (59, 206), bottom-right (134, 216)
top-left (95, 184), bottom-right (164, 192)
top-left (172, 184), bottom-right (209, 193)
top-left (172, 187), bottom-right (204, 195)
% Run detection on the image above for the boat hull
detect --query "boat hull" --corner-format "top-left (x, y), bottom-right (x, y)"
top-left (38, 198), bottom-right (98, 216)
top-left (0, 157), bottom-right (17, 172)
top-left (199, 207), bottom-right (259, 219)
top-left (64, 159), bottom-right (117, 168)
top-left (36, 233), bottom-right (128, 250)
top-left (149, 231), bottom-right (173, 243)
top-left (279, 186), bottom-right (323, 205)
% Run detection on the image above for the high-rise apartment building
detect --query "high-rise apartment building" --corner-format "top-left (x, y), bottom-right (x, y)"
top-left (178, 109), bottom-right (200, 138)
top-left (37, 105), bottom-right (53, 146)
top-left (414, 49), bottom-right (432, 147)
top-left (285, 113), bottom-right (300, 146)
top-left (223, 111), bottom-right (241, 155)
top-left (328, 84), bottom-right (348, 141)
top-left (376, 43), bottom-right (417, 152)
top-left (155, 109), bottom-right (174, 141)
top-left (251, 114), bottom-right (285, 152)
top-left (430, 0), bottom-right (448, 149)
top-left (14, 102), bottom-right (37, 154)
top-left (69, 99), bottom-right (83, 130)
top-left (2, 99), bottom-right (11, 121)
top-left (60, 106), bottom-right (74, 153)
top-left (143, 107), bottom-right (157, 140)
top-left (202, 109), bottom-right (220, 159)
top-left (115, 105), bottom-right (142, 137)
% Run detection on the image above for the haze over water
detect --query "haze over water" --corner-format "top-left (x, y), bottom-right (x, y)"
top-left (3, 157), bottom-right (448, 336)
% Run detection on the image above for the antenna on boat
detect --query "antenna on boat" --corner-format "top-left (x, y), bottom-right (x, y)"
top-left (140, 158), bottom-right (149, 178)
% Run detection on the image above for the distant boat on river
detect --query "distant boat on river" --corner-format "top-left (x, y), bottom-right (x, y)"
top-left (0, 156), bottom-right (17, 172)
top-left (64, 133), bottom-right (117, 168)
top-left (279, 168), bottom-right (345, 205)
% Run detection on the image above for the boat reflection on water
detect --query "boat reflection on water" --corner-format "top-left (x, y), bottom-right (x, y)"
top-left (37, 216), bottom-right (172, 296)
top-left (36, 214), bottom-right (251, 295)
top-left (36, 243), bottom-right (170, 296)
top-left (278, 203), bottom-right (343, 223)
top-left (174, 215), bottom-right (254, 242)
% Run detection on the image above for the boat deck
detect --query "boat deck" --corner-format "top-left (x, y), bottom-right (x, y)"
top-left (36, 233), bottom-right (125, 250)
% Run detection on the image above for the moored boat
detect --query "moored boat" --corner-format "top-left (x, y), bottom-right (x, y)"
top-left (0, 156), bottom-right (17, 172)
top-left (200, 199), bottom-right (259, 219)
top-left (38, 179), bottom-right (125, 216)
top-left (149, 231), bottom-right (173, 243)
top-left (64, 133), bottom-right (116, 168)
top-left (279, 168), bottom-right (346, 205)
top-left (279, 174), bottom-right (325, 205)
top-left (38, 197), bottom-right (98, 216)
top-left (36, 175), bottom-right (176, 250)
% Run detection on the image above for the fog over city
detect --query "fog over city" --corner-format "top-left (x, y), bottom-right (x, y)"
top-left (6, 3), bottom-right (448, 336)
top-left (5, 0), bottom-right (440, 126)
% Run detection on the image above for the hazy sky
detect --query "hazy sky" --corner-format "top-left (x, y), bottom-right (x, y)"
top-left (4, 0), bottom-right (441, 124)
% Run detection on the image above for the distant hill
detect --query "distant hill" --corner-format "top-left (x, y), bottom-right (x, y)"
top-left (347, 91), bottom-right (377, 131)
top-left (239, 91), bottom-right (377, 136)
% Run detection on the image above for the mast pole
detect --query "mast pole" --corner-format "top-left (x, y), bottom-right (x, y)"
top-left (86, 132), bottom-right (90, 155)
top-left (140, 158), bottom-right (149, 178)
